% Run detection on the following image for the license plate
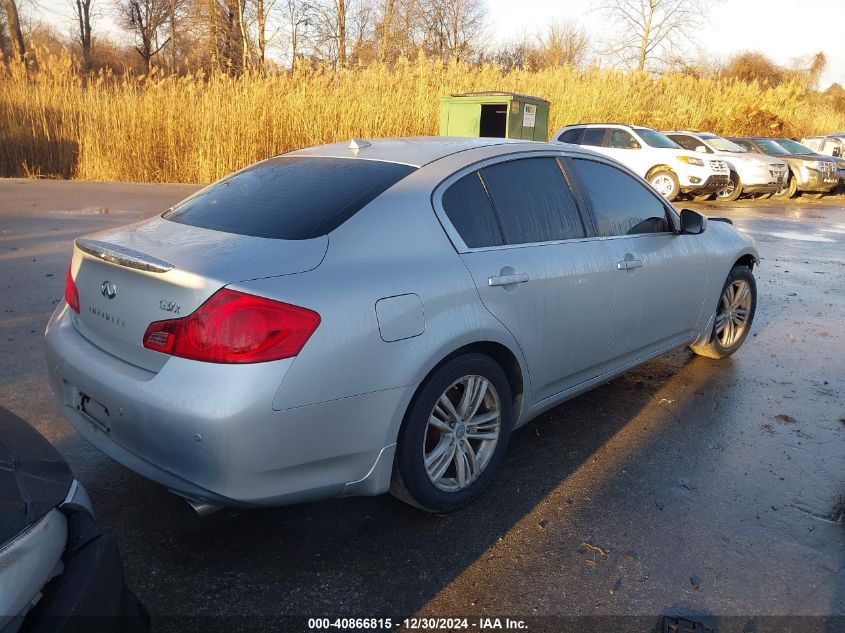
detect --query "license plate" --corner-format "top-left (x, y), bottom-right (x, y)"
top-left (777, 175), bottom-right (783, 183)
top-left (77, 391), bottom-right (111, 433)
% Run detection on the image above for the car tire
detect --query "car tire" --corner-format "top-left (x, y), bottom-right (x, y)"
top-left (690, 265), bottom-right (757, 360)
top-left (390, 353), bottom-right (514, 512)
top-left (716, 172), bottom-right (742, 202)
top-left (773, 170), bottom-right (798, 199)
top-left (648, 169), bottom-right (680, 201)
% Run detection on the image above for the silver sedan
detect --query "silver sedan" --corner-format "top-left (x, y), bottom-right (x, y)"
top-left (45, 137), bottom-right (759, 514)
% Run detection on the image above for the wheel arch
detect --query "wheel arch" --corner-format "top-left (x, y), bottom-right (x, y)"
top-left (645, 164), bottom-right (676, 180)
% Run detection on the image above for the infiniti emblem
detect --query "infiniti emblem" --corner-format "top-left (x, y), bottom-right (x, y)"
top-left (101, 281), bottom-right (117, 299)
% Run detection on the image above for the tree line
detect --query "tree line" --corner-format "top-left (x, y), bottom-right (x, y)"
top-left (0, 0), bottom-right (840, 103)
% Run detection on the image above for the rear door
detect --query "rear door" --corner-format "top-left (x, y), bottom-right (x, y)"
top-left (435, 154), bottom-right (616, 405)
top-left (598, 128), bottom-right (653, 178)
top-left (568, 157), bottom-right (709, 366)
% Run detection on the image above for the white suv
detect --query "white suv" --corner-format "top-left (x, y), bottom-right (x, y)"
top-left (553, 124), bottom-right (730, 201)
top-left (665, 131), bottom-right (788, 201)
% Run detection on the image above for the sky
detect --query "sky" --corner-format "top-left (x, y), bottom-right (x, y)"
top-left (37, 0), bottom-right (845, 87)
top-left (487, 0), bottom-right (845, 88)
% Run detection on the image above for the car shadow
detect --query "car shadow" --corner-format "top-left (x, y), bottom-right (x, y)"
top-left (48, 346), bottom-right (741, 631)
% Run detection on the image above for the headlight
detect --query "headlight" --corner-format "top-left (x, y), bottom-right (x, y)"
top-left (677, 155), bottom-right (704, 167)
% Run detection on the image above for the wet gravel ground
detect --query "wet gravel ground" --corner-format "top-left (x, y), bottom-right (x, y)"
top-left (0, 179), bottom-right (843, 633)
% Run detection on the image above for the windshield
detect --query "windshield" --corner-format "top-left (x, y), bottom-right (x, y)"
top-left (701, 135), bottom-right (746, 152)
top-left (775, 138), bottom-right (815, 154)
top-left (634, 128), bottom-right (680, 149)
top-left (753, 138), bottom-right (789, 154)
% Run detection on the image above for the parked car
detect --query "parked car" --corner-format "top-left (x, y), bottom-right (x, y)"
top-left (0, 407), bottom-right (147, 633)
top-left (664, 131), bottom-right (788, 201)
top-left (792, 136), bottom-right (845, 189)
top-left (45, 137), bottom-right (759, 514)
top-left (728, 137), bottom-right (838, 198)
top-left (553, 124), bottom-right (731, 201)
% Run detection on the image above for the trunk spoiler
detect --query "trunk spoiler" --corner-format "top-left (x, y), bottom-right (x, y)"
top-left (75, 239), bottom-right (174, 274)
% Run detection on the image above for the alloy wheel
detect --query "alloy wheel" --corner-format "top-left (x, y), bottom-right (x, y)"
top-left (423, 375), bottom-right (501, 492)
top-left (715, 279), bottom-right (752, 347)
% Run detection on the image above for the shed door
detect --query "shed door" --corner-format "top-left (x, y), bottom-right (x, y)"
top-left (446, 102), bottom-right (481, 137)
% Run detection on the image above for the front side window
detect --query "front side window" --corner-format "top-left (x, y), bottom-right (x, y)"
top-left (480, 157), bottom-right (586, 245)
top-left (164, 157), bottom-right (416, 240)
top-left (607, 129), bottom-right (639, 149)
top-left (571, 158), bottom-right (670, 237)
top-left (441, 172), bottom-right (504, 248)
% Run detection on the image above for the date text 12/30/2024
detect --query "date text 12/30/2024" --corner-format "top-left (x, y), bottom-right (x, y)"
top-left (308, 618), bottom-right (529, 630)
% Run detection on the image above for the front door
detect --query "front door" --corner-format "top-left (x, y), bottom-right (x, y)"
top-left (568, 157), bottom-right (709, 365)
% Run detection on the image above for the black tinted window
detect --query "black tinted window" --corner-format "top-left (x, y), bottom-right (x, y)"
top-left (480, 158), bottom-right (586, 245)
top-left (582, 128), bottom-right (606, 146)
top-left (670, 134), bottom-right (701, 152)
top-left (163, 157), bottom-right (416, 240)
top-left (558, 128), bottom-right (583, 144)
top-left (571, 159), bottom-right (669, 236)
top-left (442, 172), bottom-right (504, 248)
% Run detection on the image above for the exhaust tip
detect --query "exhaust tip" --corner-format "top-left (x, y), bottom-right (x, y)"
top-left (181, 495), bottom-right (224, 517)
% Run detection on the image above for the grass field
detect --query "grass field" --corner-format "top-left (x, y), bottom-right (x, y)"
top-left (2, 50), bottom-right (844, 183)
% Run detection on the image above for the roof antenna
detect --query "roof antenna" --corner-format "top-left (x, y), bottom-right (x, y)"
top-left (348, 138), bottom-right (371, 150)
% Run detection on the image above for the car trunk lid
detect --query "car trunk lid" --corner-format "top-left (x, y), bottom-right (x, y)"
top-left (70, 217), bottom-right (327, 372)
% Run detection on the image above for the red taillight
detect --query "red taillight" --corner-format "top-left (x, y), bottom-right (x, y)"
top-left (65, 261), bottom-right (80, 313)
top-left (142, 288), bottom-right (320, 364)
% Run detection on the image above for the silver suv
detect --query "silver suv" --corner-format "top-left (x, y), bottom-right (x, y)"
top-left (801, 134), bottom-right (845, 187)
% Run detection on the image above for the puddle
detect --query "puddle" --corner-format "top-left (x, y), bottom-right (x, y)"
top-left (765, 231), bottom-right (836, 243)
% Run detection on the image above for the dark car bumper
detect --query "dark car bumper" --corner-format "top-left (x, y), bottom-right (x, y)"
top-left (21, 504), bottom-right (149, 633)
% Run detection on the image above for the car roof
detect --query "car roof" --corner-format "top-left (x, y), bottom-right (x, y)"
top-left (286, 137), bottom-right (543, 168)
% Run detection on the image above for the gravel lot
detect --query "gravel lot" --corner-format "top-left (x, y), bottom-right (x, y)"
top-left (1, 179), bottom-right (843, 632)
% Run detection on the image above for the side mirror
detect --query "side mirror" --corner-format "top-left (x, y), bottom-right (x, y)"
top-left (695, 145), bottom-right (708, 153)
top-left (680, 209), bottom-right (707, 235)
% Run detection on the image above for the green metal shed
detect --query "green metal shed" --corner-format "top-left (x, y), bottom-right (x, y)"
top-left (438, 92), bottom-right (550, 142)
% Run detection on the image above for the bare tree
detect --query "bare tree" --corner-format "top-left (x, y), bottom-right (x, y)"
top-left (280, 0), bottom-right (311, 64)
top-left (3, 0), bottom-right (26, 62)
top-left (421, 0), bottom-right (486, 62)
top-left (530, 21), bottom-right (589, 69)
top-left (115, 0), bottom-right (174, 72)
top-left (595, 0), bottom-right (713, 71)
top-left (69, 0), bottom-right (95, 71)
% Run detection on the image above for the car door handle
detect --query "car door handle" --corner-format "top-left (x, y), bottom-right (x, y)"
top-left (617, 259), bottom-right (643, 270)
top-left (488, 273), bottom-right (529, 287)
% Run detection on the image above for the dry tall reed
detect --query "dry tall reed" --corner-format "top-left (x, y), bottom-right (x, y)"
top-left (2, 49), bottom-right (844, 183)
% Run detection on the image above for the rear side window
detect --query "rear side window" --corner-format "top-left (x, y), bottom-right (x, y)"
top-left (669, 134), bottom-right (702, 152)
top-left (480, 157), bottom-right (586, 245)
top-left (582, 128), bottom-right (607, 146)
top-left (441, 172), bottom-right (504, 248)
top-left (163, 157), bottom-right (416, 240)
top-left (558, 128), bottom-right (584, 144)
top-left (571, 158), bottom-right (669, 236)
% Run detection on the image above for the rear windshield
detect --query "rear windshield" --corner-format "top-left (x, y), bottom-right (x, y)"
top-left (163, 157), bottom-right (417, 240)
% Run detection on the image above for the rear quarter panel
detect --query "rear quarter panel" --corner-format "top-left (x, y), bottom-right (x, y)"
top-left (235, 156), bottom-right (530, 445)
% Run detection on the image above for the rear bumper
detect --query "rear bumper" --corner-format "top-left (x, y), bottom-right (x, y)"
top-left (45, 305), bottom-right (403, 507)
